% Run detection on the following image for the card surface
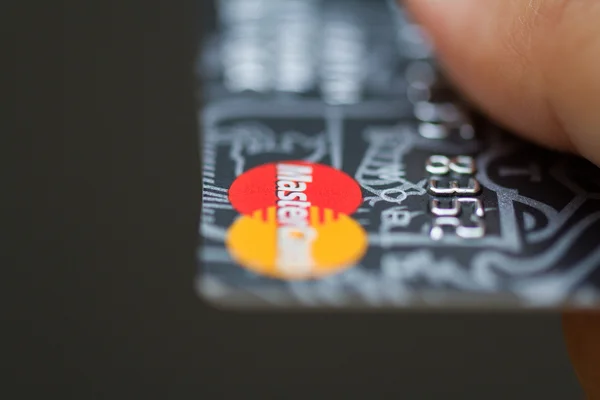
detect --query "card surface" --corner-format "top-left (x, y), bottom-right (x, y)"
top-left (196, 0), bottom-right (600, 309)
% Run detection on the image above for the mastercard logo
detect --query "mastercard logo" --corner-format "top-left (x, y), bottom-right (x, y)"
top-left (226, 161), bottom-right (367, 280)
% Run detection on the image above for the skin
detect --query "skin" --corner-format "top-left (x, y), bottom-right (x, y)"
top-left (401, 0), bottom-right (600, 396)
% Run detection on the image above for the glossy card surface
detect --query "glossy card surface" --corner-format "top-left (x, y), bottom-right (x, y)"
top-left (196, 0), bottom-right (600, 310)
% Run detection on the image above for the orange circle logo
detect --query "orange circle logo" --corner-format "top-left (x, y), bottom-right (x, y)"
top-left (226, 162), bottom-right (367, 280)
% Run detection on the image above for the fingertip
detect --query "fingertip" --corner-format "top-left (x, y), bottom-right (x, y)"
top-left (401, 0), bottom-right (587, 157)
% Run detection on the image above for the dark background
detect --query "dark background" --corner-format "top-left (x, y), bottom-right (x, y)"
top-left (9, 1), bottom-right (581, 398)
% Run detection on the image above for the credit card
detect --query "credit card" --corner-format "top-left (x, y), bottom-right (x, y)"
top-left (196, 0), bottom-right (600, 310)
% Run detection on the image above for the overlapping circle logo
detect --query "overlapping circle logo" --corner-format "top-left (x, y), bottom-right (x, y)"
top-left (226, 161), bottom-right (367, 280)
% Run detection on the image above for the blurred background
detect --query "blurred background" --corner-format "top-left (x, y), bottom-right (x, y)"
top-left (9, 0), bottom-right (583, 398)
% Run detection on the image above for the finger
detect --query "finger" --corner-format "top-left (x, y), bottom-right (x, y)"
top-left (562, 312), bottom-right (600, 398)
top-left (402, 0), bottom-right (600, 166)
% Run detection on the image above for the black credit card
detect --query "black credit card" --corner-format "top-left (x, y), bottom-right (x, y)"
top-left (196, 0), bottom-right (600, 310)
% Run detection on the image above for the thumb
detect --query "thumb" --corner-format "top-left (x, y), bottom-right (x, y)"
top-left (403, 0), bottom-right (600, 166)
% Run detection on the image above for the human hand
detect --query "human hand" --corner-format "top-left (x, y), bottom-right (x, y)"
top-left (563, 312), bottom-right (600, 397)
top-left (403, 0), bottom-right (600, 167)
top-left (402, 0), bottom-right (600, 396)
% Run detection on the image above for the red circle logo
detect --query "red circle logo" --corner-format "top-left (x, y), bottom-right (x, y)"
top-left (228, 161), bottom-right (363, 216)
